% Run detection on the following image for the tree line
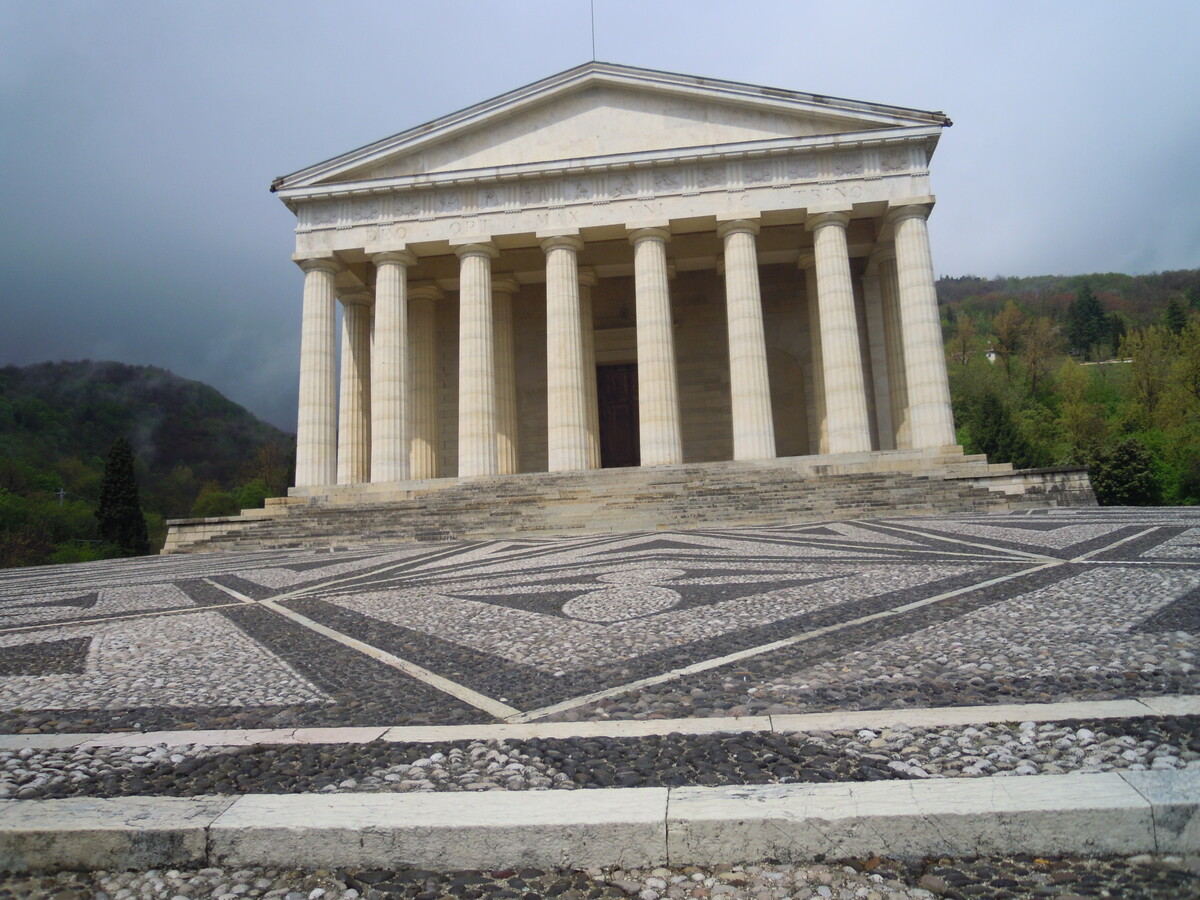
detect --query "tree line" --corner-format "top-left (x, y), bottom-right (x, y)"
top-left (944, 270), bottom-right (1200, 505)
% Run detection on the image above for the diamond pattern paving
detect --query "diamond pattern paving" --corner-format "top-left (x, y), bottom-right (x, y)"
top-left (0, 508), bottom-right (1197, 734)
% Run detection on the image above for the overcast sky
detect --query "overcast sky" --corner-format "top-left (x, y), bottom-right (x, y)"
top-left (2, 0), bottom-right (1197, 431)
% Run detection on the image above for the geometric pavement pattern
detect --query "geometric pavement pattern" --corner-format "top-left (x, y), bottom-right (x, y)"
top-left (1, 507), bottom-right (1198, 734)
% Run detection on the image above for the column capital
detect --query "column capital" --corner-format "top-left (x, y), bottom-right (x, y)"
top-left (578, 267), bottom-right (598, 288)
top-left (867, 245), bottom-right (897, 274)
top-left (492, 276), bottom-right (520, 295)
top-left (628, 226), bottom-right (671, 246)
top-left (296, 256), bottom-right (343, 275)
top-left (805, 210), bottom-right (851, 232)
top-left (453, 241), bottom-right (499, 261)
top-left (884, 202), bottom-right (934, 226)
top-left (408, 283), bottom-right (444, 303)
top-left (716, 218), bottom-right (760, 240)
top-left (796, 251), bottom-right (816, 270)
top-left (339, 289), bottom-right (372, 307)
top-left (371, 249), bottom-right (417, 268)
top-left (539, 234), bottom-right (584, 254)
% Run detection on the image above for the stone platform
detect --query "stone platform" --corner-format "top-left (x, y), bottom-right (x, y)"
top-left (2, 507), bottom-right (1198, 897)
top-left (162, 449), bottom-right (1095, 554)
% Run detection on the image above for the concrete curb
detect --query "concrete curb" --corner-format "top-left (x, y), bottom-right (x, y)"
top-left (2, 695), bottom-right (1196, 752)
top-left (0, 771), bottom-right (1195, 874)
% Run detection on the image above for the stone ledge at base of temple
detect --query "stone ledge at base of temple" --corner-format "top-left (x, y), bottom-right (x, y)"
top-left (160, 449), bottom-right (1096, 555)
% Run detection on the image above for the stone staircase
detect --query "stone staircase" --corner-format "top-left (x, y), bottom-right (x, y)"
top-left (163, 449), bottom-right (1096, 554)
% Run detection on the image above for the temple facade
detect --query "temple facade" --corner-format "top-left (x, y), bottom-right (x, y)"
top-left (271, 62), bottom-right (960, 489)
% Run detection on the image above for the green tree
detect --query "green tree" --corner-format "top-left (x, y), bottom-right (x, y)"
top-left (1122, 327), bottom-right (1174, 428)
top-left (235, 478), bottom-right (271, 510)
top-left (1089, 438), bottom-right (1162, 506)
top-left (1021, 316), bottom-right (1060, 396)
top-left (1057, 359), bottom-right (1106, 461)
top-left (190, 482), bottom-right (240, 518)
top-left (967, 390), bottom-right (1042, 469)
top-left (1107, 313), bottom-right (1128, 356)
top-left (1066, 283), bottom-right (1107, 359)
top-left (95, 437), bottom-right (150, 556)
top-left (991, 301), bottom-right (1026, 378)
top-left (1163, 298), bottom-right (1188, 335)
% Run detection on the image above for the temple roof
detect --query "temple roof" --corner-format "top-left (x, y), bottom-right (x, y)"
top-left (272, 61), bottom-right (950, 193)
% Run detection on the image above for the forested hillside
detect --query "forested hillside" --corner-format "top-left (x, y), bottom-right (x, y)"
top-left (0, 361), bottom-right (293, 565)
top-left (937, 268), bottom-right (1200, 505)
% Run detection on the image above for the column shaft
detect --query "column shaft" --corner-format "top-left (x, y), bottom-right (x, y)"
top-left (862, 270), bottom-right (894, 450)
top-left (543, 236), bottom-right (590, 472)
top-left (720, 220), bottom-right (775, 460)
top-left (802, 261), bottom-right (828, 454)
top-left (295, 260), bottom-right (339, 487)
top-left (630, 228), bottom-right (683, 466)
top-left (879, 256), bottom-right (910, 449)
top-left (579, 269), bottom-right (601, 469)
top-left (337, 296), bottom-right (372, 484)
top-left (493, 278), bottom-right (520, 475)
top-left (409, 286), bottom-right (441, 478)
top-left (456, 243), bottom-right (498, 477)
top-left (809, 212), bottom-right (872, 454)
top-left (891, 206), bottom-right (956, 448)
top-left (371, 252), bottom-right (415, 483)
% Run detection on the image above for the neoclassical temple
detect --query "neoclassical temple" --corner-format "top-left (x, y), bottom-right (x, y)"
top-left (272, 62), bottom-right (960, 490)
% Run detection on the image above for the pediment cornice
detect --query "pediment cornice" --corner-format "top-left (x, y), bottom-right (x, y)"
top-left (275, 124), bottom-right (941, 207)
top-left (272, 62), bottom-right (950, 195)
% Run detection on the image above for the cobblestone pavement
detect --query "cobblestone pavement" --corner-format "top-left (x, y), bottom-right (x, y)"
top-left (2, 508), bottom-right (1197, 734)
top-left (1, 855), bottom-right (1198, 900)
top-left (3, 508), bottom-right (1200, 896)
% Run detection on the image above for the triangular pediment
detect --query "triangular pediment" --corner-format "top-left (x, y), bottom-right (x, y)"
top-left (274, 63), bottom-right (950, 192)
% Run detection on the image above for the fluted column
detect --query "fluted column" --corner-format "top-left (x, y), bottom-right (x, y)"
top-left (492, 277), bottom-right (520, 475)
top-left (371, 251), bottom-right (415, 483)
top-left (888, 204), bottom-right (957, 448)
top-left (629, 227), bottom-right (682, 466)
top-left (542, 235), bottom-right (590, 472)
top-left (295, 258), bottom-right (341, 487)
top-left (862, 264), bottom-right (894, 451)
top-left (455, 242), bottom-right (499, 477)
top-left (408, 284), bottom-right (442, 479)
top-left (799, 254), bottom-right (827, 454)
top-left (877, 252), bottom-right (910, 449)
top-left (337, 290), bottom-right (372, 485)
top-left (719, 219), bottom-right (776, 460)
top-left (579, 268), bottom-right (601, 469)
top-left (807, 211), bottom-right (872, 454)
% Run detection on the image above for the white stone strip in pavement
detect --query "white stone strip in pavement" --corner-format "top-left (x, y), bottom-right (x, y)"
top-left (257, 598), bottom-right (522, 720)
top-left (2, 695), bottom-right (1195, 752)
top-left (1070, 526), bottom-right (1158, 562)
top-left (0, 601), bottom-right (246, 635)
top-left (507, 561), bottom-right (1060, 723)
top-left (864, 522), bottom-right (1060, 562)
top-left (0, 771), bottom-right (1194, 874)
top-left (198, 577), bottom-right (522, 720)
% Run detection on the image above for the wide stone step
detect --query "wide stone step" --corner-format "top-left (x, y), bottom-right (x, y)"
top-left (163, 455), bottom-right (1094, 553)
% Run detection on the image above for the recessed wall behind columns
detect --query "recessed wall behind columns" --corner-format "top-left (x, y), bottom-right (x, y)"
top-left (514, 284), bottom-right (549, 474)
top-left (428, 253), bottom-right (838, 478)
top-left (761, 264), bottom-right (809, 458)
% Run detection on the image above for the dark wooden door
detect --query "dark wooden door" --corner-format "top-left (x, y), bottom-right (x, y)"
top-left (597, 364), bottom-right (640, 468)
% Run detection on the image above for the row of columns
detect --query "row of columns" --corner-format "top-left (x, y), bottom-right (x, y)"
top-left (294, 205), bottom-right (955, 488)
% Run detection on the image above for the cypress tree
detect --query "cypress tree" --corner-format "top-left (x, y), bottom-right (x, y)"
top-left (95, 437), bottom-right (150, 556)
top-left (1066, 283), bottom-right (1107, 358)
top-left (1163, 298), bottom-right (1187, 335)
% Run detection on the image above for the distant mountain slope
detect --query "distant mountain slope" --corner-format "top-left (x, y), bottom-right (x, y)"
top-left (0, 360), bottom-right (290, 485)
top-left (0, 360), bottom-right (293, 561)
top-left (936, 269), bottom-right (1200, 323)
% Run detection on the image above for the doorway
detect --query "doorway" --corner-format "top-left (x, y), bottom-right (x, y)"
top-left (597, 363), bottom-right (640, 468)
